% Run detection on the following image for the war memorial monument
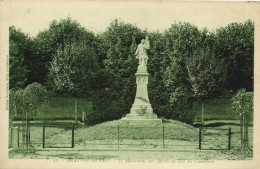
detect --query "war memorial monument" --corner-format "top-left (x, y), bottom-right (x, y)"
top-left (121, 36), bottom-right (162, 125)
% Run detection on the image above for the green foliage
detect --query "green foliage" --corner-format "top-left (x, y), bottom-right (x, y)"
top-left (84, 19), bottom-right (145, 125)
top-left (232, 89), bottom-right (253, 153)
top-left (232, 89), bottom-right (253, 122)
top-left (187, 39), bottom-right (227, 125)
top-left (9, 26), bottom-right (31, 89)
top-left (84, 69), bottom-right (125, 125)
top-left (101, 19), bottom-right (144, 113)
top-left (24, 83), bottom-right (48, 113)
top-left (48, 41), bottom-right (98, 96)
top-left (215, 20), bottom-right (254, 91)
top-left (85, 89), bottom-right (125, 125)
top-left (161, 22), bottom-right (205, 122)
top-left (9, 18), bottom-right (254, 125)
top-left (10, 83), bottom-right (47, 120)
top-left (187, 46), bottom-right (227, 99)
top-left (147, 31), bottom-right (170, 118)
top-left (34, 17), bottom-right (96, 84)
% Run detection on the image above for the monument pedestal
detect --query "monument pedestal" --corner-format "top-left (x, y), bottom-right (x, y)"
top-left (121, 66), bottom-right (162, 126)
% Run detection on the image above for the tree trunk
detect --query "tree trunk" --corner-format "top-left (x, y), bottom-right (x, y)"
top-left (240, 113), bottom-right (252, 154)
top-left (26, 111), bottom-right (28, 151)
top-left (75, 98), bottom-right (78, 123)
top-left (245, 121), bottom-right (249, 148)
top-left (201, 100), bottom-right (205, 126)
top-left (240, 114), bottom-right (244, 147)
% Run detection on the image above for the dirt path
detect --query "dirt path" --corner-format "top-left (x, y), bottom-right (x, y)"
top-left (9, 148), bottom-right (252, 161)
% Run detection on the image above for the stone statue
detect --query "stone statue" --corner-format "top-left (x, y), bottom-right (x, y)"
top-left (122, 35), bottom-right (162, 125)
top-left (134, 36), bottom-right (150, 68)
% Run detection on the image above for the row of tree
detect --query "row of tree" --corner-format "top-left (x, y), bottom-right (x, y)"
top-left (9, 18), bottom-right (254, 124)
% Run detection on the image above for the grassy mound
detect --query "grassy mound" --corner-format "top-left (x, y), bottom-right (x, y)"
top-left (74, 119), bottom-right (199, 145)
top-left (22, 119), bottom-right (251, 150)
top-left (25, 118), bottom-right (199, 149)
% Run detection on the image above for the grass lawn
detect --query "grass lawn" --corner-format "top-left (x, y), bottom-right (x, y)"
top-left (11, 92), bottom-right (238, 123)
top-left (9, 93), bottom-right (253, 160)
top-left (190, 94), bottom-right (239, 122)
top-left (10, 120), bottom-right (253, 161)
top-left (12, 93), bottom-right (92, 121)
top-left (10, 119), bottom-right (253, 160)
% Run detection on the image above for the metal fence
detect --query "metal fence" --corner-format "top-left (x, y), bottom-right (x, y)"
top-left (73, 126), bottom-right (199, 150)
top-left (16, 123), bottom-right (253, 151)
top-left (199, 127), bottom-right (253, 150)
top-left (199, 127), bottom-right (231, 150)
top-left (18, 124), bottom-right (74, 148)
top-left (229, 127), bottom-right (253, 150)
top-left (43, 124), bottom-right (74, 148)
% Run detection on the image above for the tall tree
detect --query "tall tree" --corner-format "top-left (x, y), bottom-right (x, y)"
top-left (10, 82), bottom-right (47, 151)
top-left (102, 19), bottom-right (144, 114)
top-left (9, 26), bottom-right (32, 89)
top-left (34, 17), bottom-right (96, 84)
top-left (187, 46), bottom-right (227, 125)
top-left (146, 31), bottom-right (170, 118)
top-left (11, 83), bottom-right (47, 118)
top-left (215, 20), bottom-right (254, 91)
top-left (48, 41), bottom-right (98, 97)
top-left (162, 22), bottom-right (204, 123)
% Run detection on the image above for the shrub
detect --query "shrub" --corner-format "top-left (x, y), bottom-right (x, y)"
top-left (232, 88), bottom-right (253, 152)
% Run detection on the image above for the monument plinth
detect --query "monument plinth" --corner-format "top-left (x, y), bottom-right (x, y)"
top-left (121, 36), bottom-right (162, 125)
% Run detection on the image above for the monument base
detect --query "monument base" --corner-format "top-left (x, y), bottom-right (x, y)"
top-left (120, 118), bottom-right (162, 126)
top-left (124, 112), bottom-right (158, 119)
top-left (122, 106), bottom-right (162, 126)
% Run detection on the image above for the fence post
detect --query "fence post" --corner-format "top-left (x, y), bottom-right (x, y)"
top-left (117, 125), bottom-right (120, 150)
top-left (18, 126), bottom-right (20, 147)
top-left (11, 127), bottom-right (19, 148)
top-left (199, 127), bottom-right (202, 150)
top-left (9, 127), bottom-right (12, 148)
top-left (163, 126), bottom-right (165, 149)
top-left (42, 123), bottom-right (45, 148)
top-left (72, 125), bottom-right (75, 148)
top-left (28, 124), bottom-right (31, 144)
top-left (228, 127), bottom-right (231, 150)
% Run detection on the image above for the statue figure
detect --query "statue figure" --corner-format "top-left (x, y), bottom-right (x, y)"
top-left (134, 36), bottom-right (150, 68)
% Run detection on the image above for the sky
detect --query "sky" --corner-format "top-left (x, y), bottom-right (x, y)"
top-left (7, 1), bottom-right (256, 37)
